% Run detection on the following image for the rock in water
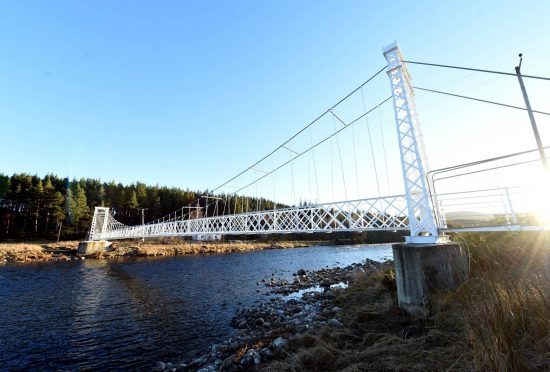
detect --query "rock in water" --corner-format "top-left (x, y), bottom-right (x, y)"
top-left (297, 268), bottom-right (306, 276)
top-left (154, 361), bottom-right (166, 370)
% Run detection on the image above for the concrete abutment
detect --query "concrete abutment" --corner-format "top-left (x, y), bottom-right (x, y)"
top-left (392, 242), bottom-right (469, 317)
top-left (77, 240), bottom-right (111, 255)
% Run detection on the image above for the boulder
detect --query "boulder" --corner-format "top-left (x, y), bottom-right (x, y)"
top-left (241, 349), bottom-right (261, 367)
top-left (271, 337), bottom-right (287, 349)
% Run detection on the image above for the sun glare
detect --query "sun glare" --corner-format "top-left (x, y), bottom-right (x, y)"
top-left (525, 169), bottom-right (550, 226)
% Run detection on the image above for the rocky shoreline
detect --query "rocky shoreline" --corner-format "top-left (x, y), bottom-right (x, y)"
top-left (155, 259), bottom-right (390, 371)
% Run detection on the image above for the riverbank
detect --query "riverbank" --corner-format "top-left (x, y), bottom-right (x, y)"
top-left (0, 239), bottom-right (322, 264)
top-left (157, 258), bottom-right (471, 371)
top-left (155, 259), bottom-right (392, 371)
top-left (98, 240), bottom-right (320, 258)
top-left (156, 231), bottom-right (550, 371)
top-left (0, 241), bottom-right (81, 263)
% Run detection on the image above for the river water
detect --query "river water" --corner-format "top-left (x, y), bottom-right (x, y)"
top-left (0, 244), bottom-right (392, 370)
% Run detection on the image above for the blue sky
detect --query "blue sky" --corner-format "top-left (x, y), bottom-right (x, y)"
top-left (1, 1), bottom-right (549, 204)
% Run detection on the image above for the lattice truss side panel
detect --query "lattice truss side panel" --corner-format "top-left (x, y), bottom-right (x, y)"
top-left (90, 196), bottom-right (409, 241)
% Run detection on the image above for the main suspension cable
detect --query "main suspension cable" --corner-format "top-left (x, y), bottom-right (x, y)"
top-left (210, 66), bottom-right (387, 194)
top-left (229, 96), bottom-right (392, 196)
top-left (404, 60), bottom-right (550, 81)
top-left (140, 68), bottom-right (389, 225)
top-left (414, 86), bottom-right (550, 116)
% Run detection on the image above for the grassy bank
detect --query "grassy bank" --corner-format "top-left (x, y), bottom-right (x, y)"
top-left (0, 239), bottom-right (321, 263)
top-left (0, 241), bottom-right (80, 263)
top-left (99, 239), bottom-right (319, 258)
top-left (457, 232), bottom-right (549, 371)
top-left (263, 231), bottom-right (549, 371)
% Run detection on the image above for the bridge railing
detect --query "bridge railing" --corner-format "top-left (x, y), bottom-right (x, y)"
top-left (93, 195), bottom-right (409, 241)
top-left (430, 148), bottom-right (550, 231)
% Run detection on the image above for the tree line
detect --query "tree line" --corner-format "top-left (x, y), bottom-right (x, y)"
top-left (0, 173), bottom-right (282, 241)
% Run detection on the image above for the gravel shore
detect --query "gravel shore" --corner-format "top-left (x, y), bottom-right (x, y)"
top-left (155, 258), bottom-right (391, 371)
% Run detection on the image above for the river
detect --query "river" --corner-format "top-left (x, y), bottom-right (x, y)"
top-left (0, 244), bottom-right (392, 370)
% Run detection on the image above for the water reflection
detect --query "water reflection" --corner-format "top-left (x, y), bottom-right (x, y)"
top-left (0, 244), bottom-right (392, 370)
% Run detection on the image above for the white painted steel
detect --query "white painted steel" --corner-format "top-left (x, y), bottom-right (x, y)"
top-left (429, 148), bottom-right (550, 231)
top-left (88, 207), bottom-right (109, 241)
top-left (85, 44), bottom-right (549, 242)
top-left (89, 195), bottom-right (410, 241)
top-left (383, 42), bottom-right (441, 242)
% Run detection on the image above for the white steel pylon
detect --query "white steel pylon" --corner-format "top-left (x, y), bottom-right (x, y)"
top-left (383, 42), bottom-right (445, 243)
top-left (88, 207), bottom-right (109, 241)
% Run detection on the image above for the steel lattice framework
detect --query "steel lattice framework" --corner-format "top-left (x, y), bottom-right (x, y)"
top-left (88, 43), bottom-right (550, 243)
top-left (86, 43), bottom-right (445, 242)
top-left (88, 196), bottom-right (409, 241)
top-left (88, 43), bottom-right (548, 242)
top-left (383, 43), bottom-right (441, 242)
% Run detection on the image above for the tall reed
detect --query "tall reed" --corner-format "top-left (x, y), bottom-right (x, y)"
top-left (456, 232), bottom-right (550, 371)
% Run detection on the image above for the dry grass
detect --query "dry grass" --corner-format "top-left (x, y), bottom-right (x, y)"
top-left (0, 243), bottom-right (50, 262)
top-left (104, 240), bottom-right (315, 257)
top-left (1, 239), bottom-right (314, 261)
top-left (456, 232), bottom-right (550, 371)
top-left (262, 267), bottom-right (472, 372)
top-left (0, 241), bottom-right (79, 262)
top-left (263, 232), bottom-right (550, 371)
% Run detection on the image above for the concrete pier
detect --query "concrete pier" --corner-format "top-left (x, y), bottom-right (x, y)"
top-left (392, 243), bottom-right (469, 317)
top-left (77, 240), bottom-right (111, 255)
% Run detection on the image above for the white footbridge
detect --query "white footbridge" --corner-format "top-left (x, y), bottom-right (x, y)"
top-left (87, 43), bottom-right (550, 243)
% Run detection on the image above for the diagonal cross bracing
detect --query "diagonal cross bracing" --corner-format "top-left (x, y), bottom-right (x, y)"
top-left (383, 42), bottom-right (440, 240)
top-left (89, 195), bottom-right (409, 241)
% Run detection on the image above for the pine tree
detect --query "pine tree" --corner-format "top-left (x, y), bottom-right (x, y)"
top-left (135, 182), bottom-right (148, 207)
top-left (113, 184), bottom-right (126, 207)
top-left (70, 183), bottom-right (90, 229)
top-left (127, 190), bottom-right (138, 208)
top-left (52, 191), bottom-right (66, 237)
top-left (0, 174), bottom-right (9, 199)
top-left (32, 179), bottom-right (44, 233)
top-left (98, 184), bottom-right (105, 207)
top-left (43, 177), bottom-right (55, 232)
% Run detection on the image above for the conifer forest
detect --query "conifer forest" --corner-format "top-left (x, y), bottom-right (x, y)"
top-left (0, 173), bottom-right (280, 240)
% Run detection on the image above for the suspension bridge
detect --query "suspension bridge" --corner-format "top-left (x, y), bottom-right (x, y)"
top-left (85, 43), bottom-right (550, 244)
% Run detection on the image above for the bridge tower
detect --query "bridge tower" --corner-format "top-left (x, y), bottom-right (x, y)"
top-left (77, 207), bottom-right (111, 255)
top-left (383, 42), bottom-right (444, 243)
top-left (383, 42), bottom-right (468, 317)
